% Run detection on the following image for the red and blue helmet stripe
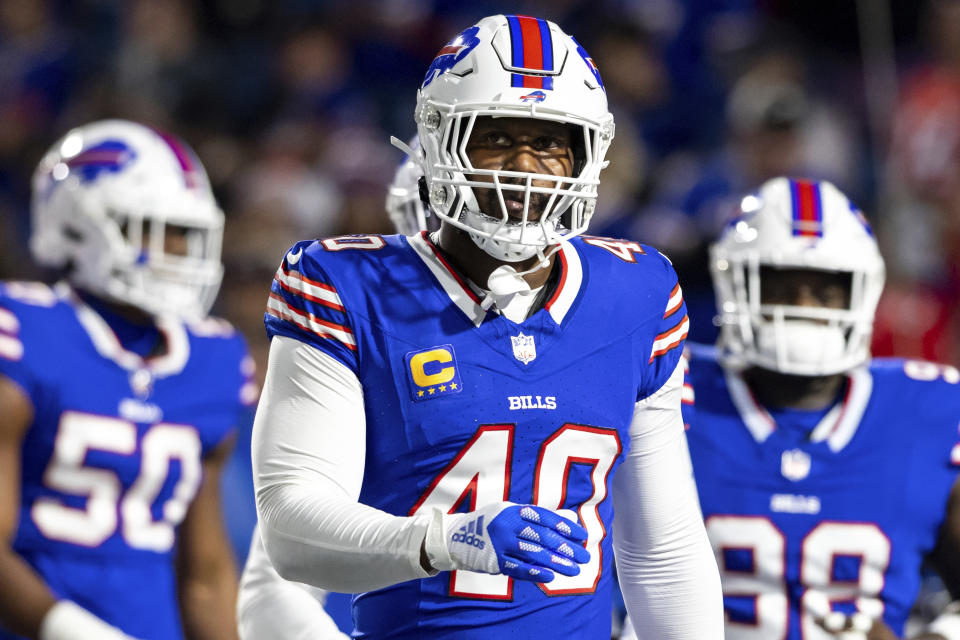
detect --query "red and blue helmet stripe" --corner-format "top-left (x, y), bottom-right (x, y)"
top-left (788, 179), bottom-right (824, 238)
top-left (153, 128), bottom-right (200, 189)
top-left (506, 15), bottom-right (554, 90)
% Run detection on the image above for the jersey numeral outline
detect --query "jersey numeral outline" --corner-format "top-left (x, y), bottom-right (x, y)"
top-left (408, 423), bottom-right (622, 599)
top-left (320, 235), bottom-right (386, 251)
top-left (31, 411), bottom-right (203, 551)
top-left (706, 515), bottom-right (891, 639)
top-left (903, 360), bottom-right (960, 384)
top-left (582, 236), bottom-right (646, 262)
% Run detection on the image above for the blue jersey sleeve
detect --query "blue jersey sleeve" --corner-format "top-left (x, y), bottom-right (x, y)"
top-left (0, 301), bottom-right (31, 395)
top-left (636, 249), bottom-right (689, 400)
top-left (0, 283), bottom-right (59, 403)
top-left (264, 240), bottom-right (360, 374)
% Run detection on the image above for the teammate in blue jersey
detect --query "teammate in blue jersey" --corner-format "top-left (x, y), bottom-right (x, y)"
top-left (0, 120), bottom-right (254, 640)
top-left (684, 177), bottom-right (960, 640)
top-left (251, 14), bottom-right (723, 640)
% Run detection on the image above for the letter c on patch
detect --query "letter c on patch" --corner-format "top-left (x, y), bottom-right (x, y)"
top-left (410, 349), bottom-right (455, 387)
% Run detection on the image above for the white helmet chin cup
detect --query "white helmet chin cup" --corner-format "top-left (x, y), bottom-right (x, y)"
top-left (30, 119), bottom-right (224, 321)
top-left (710, 177), bottom-right (886, 376)
top-left (756, 320), bottom-right (849, 376)
top-left (414, 15), bottom-right (614, 261)
top-left (462, 209), bottom-right (558, 262)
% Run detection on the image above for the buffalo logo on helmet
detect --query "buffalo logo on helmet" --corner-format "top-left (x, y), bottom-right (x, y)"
top-left (520, 90), bottom-right (547, 103)
top-left (63, 140), bottom-right (138, 185)
top-left (422, 25), bottom-right (481, 88)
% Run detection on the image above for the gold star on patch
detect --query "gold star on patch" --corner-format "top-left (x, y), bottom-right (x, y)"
top-left (428, 388), bottom-right (435, 395)
top-left (450, 382), bottom-right (458, 390)
top-left (439, 385), bottom-right (447, 392)
top-left (417, 390), bottom-right (424, 397)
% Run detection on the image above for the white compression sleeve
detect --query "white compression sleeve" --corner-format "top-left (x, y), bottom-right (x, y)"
top-left (612, 360), bottom-right (724, 640)
top-left (237, 524), bottom-right (349, 640)
top-left (252, 336), bottom-right (435, 592)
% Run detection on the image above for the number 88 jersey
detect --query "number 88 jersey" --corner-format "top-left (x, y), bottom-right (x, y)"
top-left (684, 344), bottom-right (960, 639)
top-left (0, 282), bottom-right (254, 640)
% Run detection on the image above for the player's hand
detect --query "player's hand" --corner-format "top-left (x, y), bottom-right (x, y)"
top-left (424, 502), bottom-right (589, 583)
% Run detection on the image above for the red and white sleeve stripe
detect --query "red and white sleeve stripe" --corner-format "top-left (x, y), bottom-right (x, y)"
top-left (649, 314), bottom-right (689, 363)
top-left (663, 283), bottom-right (683, 318)
top-left (266, 293), bottom-right (357, 351)
top-left (273, 265), bottom-right (345, 312)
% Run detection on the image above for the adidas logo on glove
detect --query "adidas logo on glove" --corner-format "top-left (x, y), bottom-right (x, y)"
top-left (450, 515), bottom-right (486, 550)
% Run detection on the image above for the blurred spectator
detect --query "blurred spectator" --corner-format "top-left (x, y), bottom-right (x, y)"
top-left (875, 0), bottom-right (960, 364)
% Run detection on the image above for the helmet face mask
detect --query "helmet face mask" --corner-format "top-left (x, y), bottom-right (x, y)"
top-left (31, 120), bottom-right (224, 321)
top-left (710, 178), bottom-right (886, 376)
top-left (414, 15), bottom-right (614, 263)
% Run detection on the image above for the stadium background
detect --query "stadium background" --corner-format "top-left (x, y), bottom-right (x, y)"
top-left (1, 0), bottom-right (959, 632)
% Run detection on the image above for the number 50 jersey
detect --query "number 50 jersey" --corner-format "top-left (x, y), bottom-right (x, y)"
top-left (0, 282), bottom-right (255, 640)
top-left (685, 344), bottom-right (960, 639)
top-left (264, 232), bottom-right (689, 639)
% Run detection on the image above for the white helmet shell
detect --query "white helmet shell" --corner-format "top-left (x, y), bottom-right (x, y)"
top-left (415, 14), bottom-right (614, 262)
top-left (710, 177), bottom-right (886, 376)
top-left (31, 119), bottom-right (224, 320)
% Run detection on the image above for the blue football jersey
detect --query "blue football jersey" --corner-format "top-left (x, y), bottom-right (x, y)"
top-left (0, 282), bottom-right (255, 640)
top-left (264, 232), bottom-right (689, 639)
top-left (685, 343), bottom-right (960, 640)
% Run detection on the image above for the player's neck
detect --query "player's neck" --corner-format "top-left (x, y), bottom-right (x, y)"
top-left (434, 224), bottom-right (557, 291)
top-left (742, 368), bottom-right (848, 411)
top-left (75, 288), bottom-right (165, 358)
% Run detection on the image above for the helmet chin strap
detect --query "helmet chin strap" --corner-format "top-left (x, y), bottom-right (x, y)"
top-left (478, 248), bottom-right (557, 311)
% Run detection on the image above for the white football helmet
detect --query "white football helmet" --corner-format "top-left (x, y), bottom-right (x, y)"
top-left (710, 177), bottom-right (886, 376)
top-left (30, 119), bottom-right (224, 320)
top-left (385, 137), bottom-right (438, 235)
top-left (413, 14), bottom-right (614, 262)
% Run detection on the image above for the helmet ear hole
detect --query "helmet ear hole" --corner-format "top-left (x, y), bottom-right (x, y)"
top-left (418, 176), bottom-right (430, 209)
top-left (568, 124), bottom-right (587, 177)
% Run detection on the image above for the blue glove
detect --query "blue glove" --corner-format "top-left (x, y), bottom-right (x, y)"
top-left (424, 502), bottom-right (590, 583)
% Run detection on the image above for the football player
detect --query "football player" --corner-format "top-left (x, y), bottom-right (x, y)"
top-left (235, 141), bottom-right (431, 640)
top-left (683, 177), bottom-right (960, 640)
top-left (0, 120), bottom-right (254, 640)
top-left (251, 14), bottom-right (723, 639)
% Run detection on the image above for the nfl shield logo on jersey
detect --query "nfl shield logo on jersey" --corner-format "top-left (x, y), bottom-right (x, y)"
top-left (781, 448), bottom-right (811, 481)
top-left (511, 332), bottom-right (536, 365)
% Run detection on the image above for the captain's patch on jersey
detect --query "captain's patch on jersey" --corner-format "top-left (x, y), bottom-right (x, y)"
top-left (405, 344), bottom-right (463, 402)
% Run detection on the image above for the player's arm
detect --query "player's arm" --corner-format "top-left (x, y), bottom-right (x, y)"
top-left (0, 373), bottom-right (55, 638)
top-left (237, 523), bottom-right (349, 640)
top-left (611, 361), bottom-right (725, 639)
top-left (176, 435), bottom-right (240, 640)
top-left (0, 375), bottom-right (139, 640)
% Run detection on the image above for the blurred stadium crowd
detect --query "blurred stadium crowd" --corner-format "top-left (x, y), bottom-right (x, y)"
top-left (2, 0), bottom-right (960, 571)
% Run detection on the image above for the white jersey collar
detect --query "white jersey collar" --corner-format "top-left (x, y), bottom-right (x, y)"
top-left (726, 366), bottom-right (873, 452)
top-left (58, 283), bottom-right (190, 377)
top-left (408, 232), bottom-right (583, 328)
